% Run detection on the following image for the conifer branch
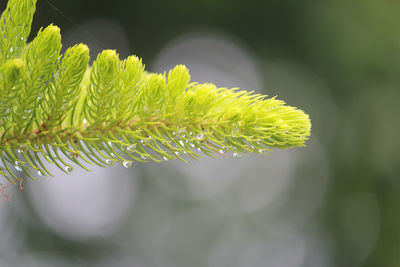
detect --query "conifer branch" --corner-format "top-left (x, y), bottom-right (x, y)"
top-left (0, 0), bottom-right (311, 184)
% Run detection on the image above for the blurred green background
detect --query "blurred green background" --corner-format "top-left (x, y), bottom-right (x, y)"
top-left (1, 0), bottom-right (399, 266)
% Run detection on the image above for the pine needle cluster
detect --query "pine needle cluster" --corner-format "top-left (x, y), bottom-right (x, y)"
top-left (0, 0), bottom-right (311, 184)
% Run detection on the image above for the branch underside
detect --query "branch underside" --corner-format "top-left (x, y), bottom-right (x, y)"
top-left (0, 114), bottom-right (309, 183)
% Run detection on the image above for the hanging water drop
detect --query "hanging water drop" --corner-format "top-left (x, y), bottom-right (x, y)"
top-left (140, 139), bottom-right (148, 146)
top-left (195, 133), bottom-right (204, 141)
top-left (9, 47), bottom-right (13, 53)
top-left (37, 170), bottom-right (45, 177)
top-left (175, 151), bottom-right (181, 156)
top-left (140, 155), bottom-right (147, 160)
top-left (127, 144), bottom-right (136, 152)
top-left (14, 161), bottom-right (22, 172)
top-left (110, 153), bottom-right (115, 158)
top-left (17, 145), bottom-right (25, 153)
top-left (64, 165), bottom-right (73, 173)
top-left (105, 159), bottom-right (112, 165)
top-left (233, 153), bottom-right (241, 158)
top-left (162, 157), bottom-right (168, 161)
top-left (258, 149), bottom-right (264, 154)
top-left (123, 161), bottom-right (132, 168)
top-left (219, 149), bottom-right (225, 154)
top-left (177, 128), bottom-right (186, 138)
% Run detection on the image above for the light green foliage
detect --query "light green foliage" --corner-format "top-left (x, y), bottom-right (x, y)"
top-left (0, 0), bottom-right (36, 63)
top-left (0, 0), bottom-right (311, 184)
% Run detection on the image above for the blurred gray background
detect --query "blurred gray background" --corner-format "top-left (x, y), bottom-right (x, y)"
top-left (0, 0), bottom-right (399, 266)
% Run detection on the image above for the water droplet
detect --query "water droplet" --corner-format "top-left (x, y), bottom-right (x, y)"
top-left (172, 132), bottom-right (176, 136)
top-left (127, 144), bottom-right (136, 152)
top-left (140, 139), bottom-right (148, 146)
top-left (37, 96), bottom-right (41, 100)
top-left (195, 133), bottom-right (204, 141)
top-left (110, 153), bottom-right (115, 157)
top-left (83, 118), bottom-right (87, 124)
top-left (17, 145), bottom-right (25, 153)
top-left (6, 108), bottom-right (10, 113)
top-left (22, 115), bottom-right (26, 119)
top-left (24, 109), bottom-right (31, 114)
top-left (233, 153), bottom-right (241, 158)
top-left (9, 47), bottom-right (13, 53)
top-left (105, 159), bottom-right (112, 165)
top-left (162, 157), bottom-right (168, 161)
top-left (189, 131), bottom-right (193, 136)
top-left (37, 170), bottom-right (45, 176)
top-left (175, 151), bottom-right (181, 156)
top-left (107, 141), bottom-right (113, 146)
top-left (197, 147), bottom-right (202, 151)
top-left (14, 161), bottom-right (22, 171)
top-left (258, 149), bottom-right (264, 154)
top-left (64, 165), bottom-right (73, 173)
top-left (179, 140), bottom-right (185, 147)
top-left (187, 142), bottom-right (195, 148)
top-left (123, 161), bottom-right (132, 168)
top-left (219, 149), bottom-right (225, 154)
top-left (20, 37), bottom-right (24, 41)
top-left (177, 128), bottom-right (186, 138)
top-left (140, 155), bottom-right (147, 160)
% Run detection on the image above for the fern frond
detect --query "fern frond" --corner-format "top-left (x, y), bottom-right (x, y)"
top-left (0, 0), bottom-right (311, 184)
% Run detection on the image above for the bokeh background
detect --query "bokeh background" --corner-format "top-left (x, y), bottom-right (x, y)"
top-left (1, 0), bottom-right (399, 266)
